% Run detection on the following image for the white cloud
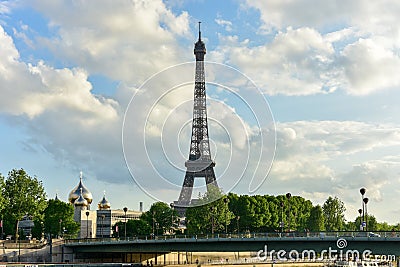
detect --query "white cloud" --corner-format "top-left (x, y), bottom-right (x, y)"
top-left (0, 24), bottom-right (123, 183)
top-left (0, 26), bottom-right (118, 120)
top-left (341, 38), bottom-right (400, 95)
top-left (213, 27), bottom-right (336, 95)
top-left (215, 18), bottom-right (233, 32)
top-left (30, 0), bottom-right (191, 84)
top-left (218, 0), bottom-right (400, 96)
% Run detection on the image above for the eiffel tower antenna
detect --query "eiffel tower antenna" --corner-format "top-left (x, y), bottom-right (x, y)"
top-left (198, 21), bottom-right (201, 40)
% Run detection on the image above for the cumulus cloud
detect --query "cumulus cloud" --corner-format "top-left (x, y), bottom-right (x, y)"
top-left (341, 38), bottom-right (400, 95)
top-left (212, 27), bottom-right (338, 95)
top-left (214, 0), bottom-right (400, 96)
top-left (30, 0), bottom-right (191, 84)
top-left (0, 24), bottom-right (125, 183)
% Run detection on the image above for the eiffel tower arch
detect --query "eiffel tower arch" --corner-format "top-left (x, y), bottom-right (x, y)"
top-left (174, 23), bottom-right (219, 215)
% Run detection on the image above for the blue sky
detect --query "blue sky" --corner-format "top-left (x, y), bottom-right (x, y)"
top-left (1, 0), bottom-right (400, 224)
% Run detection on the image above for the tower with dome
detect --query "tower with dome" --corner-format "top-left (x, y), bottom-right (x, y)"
top-left (68, 172), bottom-right (143, 238)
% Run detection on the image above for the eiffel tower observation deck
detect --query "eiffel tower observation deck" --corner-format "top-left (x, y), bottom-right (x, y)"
top-left (174, 23), bottom-right (219, 215)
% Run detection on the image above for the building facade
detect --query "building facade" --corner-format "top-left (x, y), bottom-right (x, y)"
top-left (68, 172), bottom-right (143, 238)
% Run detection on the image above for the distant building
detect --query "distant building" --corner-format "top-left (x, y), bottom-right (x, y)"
top-left (68, 172), bottom-right (143, 238)
top-left (17, 215), bottom-right (34, 238)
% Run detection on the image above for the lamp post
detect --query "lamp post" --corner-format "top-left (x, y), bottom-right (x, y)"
top-left (85, 211), bottom-right (90, 238)
top-left (59, 219), bottom-right (62, 238)
top-left (156, 222), bottom-right (159, 236)
top-left (223, 197), bottom-right (229, 234)
top-left (286, 193), bottom-right (291, 232)
top-left (210, 206), bottom-right (215, 235)
top-left (236, 216), bottom-right (240, 235)
top-left (123, 207), bottom-right (128, 240)
top-left (17, 220), bottom-right (20, 262)
top-left (358, 209), bottom-right (362, 231)
top-left (293, 211), bottom-right (297, 232)
top-left (280, 201), bottom-right (284, 233)
top-left (152, 211), bottom-right (155, 239)
top-left (360, 188), bottom-right (366, 230)
top-left (40, 221), bottom-right (44, 241)
top-left (1, 215), bottom-right (4, 239)
top-left (363, 197), bottom-right (369, 232)
top-left (170, 203), bottom-right (175, 233)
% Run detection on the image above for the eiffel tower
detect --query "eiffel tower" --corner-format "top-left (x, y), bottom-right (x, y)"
top-left (174, 22), bottom-right (218, 215)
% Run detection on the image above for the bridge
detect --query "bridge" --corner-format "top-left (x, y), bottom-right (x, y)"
top-left (61, 231), bottom-right (400, 263)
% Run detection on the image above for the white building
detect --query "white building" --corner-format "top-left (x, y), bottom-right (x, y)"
top-left (68, 172), bottom-right (143, 238)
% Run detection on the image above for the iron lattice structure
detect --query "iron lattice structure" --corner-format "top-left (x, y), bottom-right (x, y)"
top-left (176, 23), bottom-right (218, 208)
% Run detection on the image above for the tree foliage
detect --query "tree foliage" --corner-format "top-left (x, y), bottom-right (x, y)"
top-left (323, 196), bottom-right (346, 231)
top-left (185, 186), bottom-right (234, 234)
top-left (307, 205), bottom-right (325, 231)
top-left (113, 219), bottom-right (152, 237)
top-left (226, 193), bottom-right (313, 233)
top-left (2, 169), bottom-right (47, 241)
top-left (140, 202), bottom-right (177, 234)
top-left (43, 199), bottom-right (80, 238)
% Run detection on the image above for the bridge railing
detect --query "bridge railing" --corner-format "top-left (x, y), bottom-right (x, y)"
top-left (64, 231), bottom-right (400, 244)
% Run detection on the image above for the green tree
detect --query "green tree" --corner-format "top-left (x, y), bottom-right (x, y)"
top-left (353, 214), bottom-right (378, 231)
top-left (307, 205), bottom-right (325, 231)
top-left (322, 196), bottom-right (346, 231)
top-left (113, 219), bottom-right (151, 237)
top-left (141, 202), bottom-right (177, 234)
top-left (43, 199), bottom-right (79, 238)
top-left (227, 193), bottom-right (312, 233)
top-left (186, 186), bottom-right (234, 234)
top-left (2, 169), bottom-right (47, 242)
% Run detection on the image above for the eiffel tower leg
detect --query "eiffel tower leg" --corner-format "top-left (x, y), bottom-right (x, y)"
top-left (205, 167), bottom-right (218, 192)
top-left (177, 172), bottom-right (195, 205)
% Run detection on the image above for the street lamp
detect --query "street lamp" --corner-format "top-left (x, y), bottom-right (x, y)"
top-left (360, 188), bottom-right (366, 230)
top-left (223, 197), bottom-right (229, 234)
top-left (17, 220), bottom-right (20, 262)
top-left (210, 206), bottom-right (215, 235)
top-left (363, 197), bottom-right (369, 232)
top-left (85, 211), bottom-right (90, 238)
top-left (280, 202), bottom-right (284, 233)
top-left (170, 203), bottom-right (175, 233)
top-left (123, 207), bottom-right (128, 240)
top-left (59, 219), bottom-right (62, 238)
top-left (286, 193), bottom-right (292, 232)
top-left (358, 209), bottom-right (362, 231)
top-left (236, 216), bottom-right (240, 235)
top-left (186, 219), bottom-right (190, 236)
top-left (152, 211), bottom-right (155, 239)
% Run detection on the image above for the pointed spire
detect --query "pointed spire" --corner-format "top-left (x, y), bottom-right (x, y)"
top-left (198, 21), bottom-right (201, 41)
top-left (194, 21), bottom-right (206, 60)
top-left (98, 190), bottom-right (111, 210)
top-left (80, 171), bottom-right (83, 181)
